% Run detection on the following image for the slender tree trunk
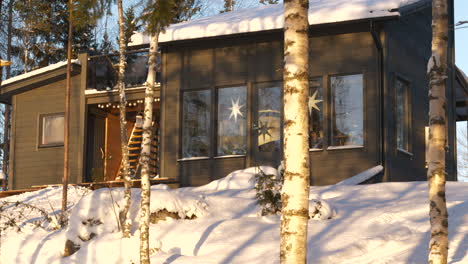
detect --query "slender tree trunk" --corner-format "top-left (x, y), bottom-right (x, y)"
top-left (280, 0), bottom-right (310, 263)
top-left (7, 0), bottom-right (13, 78)
top-left (117, 0), bottom-right (132, 238)
top-left (1, 106), bottom-right (9, 191)
top-left (60, 0), bottom-right (73, 227)
top-left (427, 0), bottom-right (449, 263)
top-left (139, 32), bottom-right (158, 264)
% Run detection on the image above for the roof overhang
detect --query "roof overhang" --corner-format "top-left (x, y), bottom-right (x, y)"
top-left (0, 63), bottom-right (81, 104)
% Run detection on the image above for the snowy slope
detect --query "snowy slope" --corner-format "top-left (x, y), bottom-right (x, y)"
top-left (130, 0), bottom-right (429, 45)
top-left (1, 167), bottom-right (468, 264)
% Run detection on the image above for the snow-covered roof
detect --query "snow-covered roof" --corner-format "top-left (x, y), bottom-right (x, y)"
top-left (130, 0), bottom-right (428, 45)
top-left (1, 60), bottom-right (80, 87)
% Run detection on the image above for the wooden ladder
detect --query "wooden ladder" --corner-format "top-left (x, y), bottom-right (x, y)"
top-left (116, 116), bottom-right (159, 179)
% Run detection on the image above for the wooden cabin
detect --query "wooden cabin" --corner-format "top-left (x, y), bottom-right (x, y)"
top-left (0, 0), bottom-right (467, 190)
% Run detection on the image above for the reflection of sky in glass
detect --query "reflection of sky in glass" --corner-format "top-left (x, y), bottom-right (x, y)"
top-left (42, 115), bottom-right (64, 145)
top-left (258, 86), bottom-right (281, 152)
top-left (182, 90), bottom-right (211, 158)
top-left (218, 87), bottom-right (247, 155)
top-left (331, 74), bottom-right (363, 146)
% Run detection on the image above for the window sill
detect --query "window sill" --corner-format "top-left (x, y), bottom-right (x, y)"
top-left (214, 155), bottom-right (246, 159)
top-left (309, 148), bottom-right (323, 152)
top-left (327, 145), bottom-right (364, 150)
top-left (397, 148), bottom-right (413, 157)
top-left (38, 144), bottom-right (64, 148)
top-left (177, 156), bottom-right (210, 162)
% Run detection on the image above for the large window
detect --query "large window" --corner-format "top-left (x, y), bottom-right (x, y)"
top-left (182, 90), bottom-right (211, 158)
top-left (330, 74), bottom-right (364, 148)
top-left (39, 113), bottom-right (64, 147)
top-left (217, 86), bottom-right (247, 156)
top-left (309, 78), bottom-right (324, 150)
top-left (395, 77), bottom-right (411, 151)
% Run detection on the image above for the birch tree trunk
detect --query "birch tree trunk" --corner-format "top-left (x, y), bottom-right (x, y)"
top-left (117, 0), bottom-right (132, 238)
top-left (139, 33), bottom-right (158, 264)
top-left (280, 0), bottom-right (310, 263)
top-left (427, 0), bottom-right (449, 263)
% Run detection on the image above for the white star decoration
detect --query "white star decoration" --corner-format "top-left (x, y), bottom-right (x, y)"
top-left (308, 90), bottom-right (323, 113)
top-left (229, 97), bottom-right (244, 122)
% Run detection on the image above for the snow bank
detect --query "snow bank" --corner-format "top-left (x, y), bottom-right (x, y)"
top-left (131, 0), bottom-right (428, 45)
top-left (335, 165), bottom-right (384, 186)
top-left (193, 166), bottom-right (278, 192)
top-left (65, 187), bottom-right (208, 246)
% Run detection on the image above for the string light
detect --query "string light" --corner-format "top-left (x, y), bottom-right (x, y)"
top-left (96, 98), bottom-right (160, 109)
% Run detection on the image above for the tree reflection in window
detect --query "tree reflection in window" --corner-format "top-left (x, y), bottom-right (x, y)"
top-left (217, 86), bottom-right (247, 156)
top-left (396, 78), bottom-right (410, 151)
top-left (182, 90), bottom-right (211, 158)
top-left (258, 86), bottom-right (282, 152)
top-left (309, 78), bottom-right (324, 150)
top-left (331, 74), bottom-right (364, 147)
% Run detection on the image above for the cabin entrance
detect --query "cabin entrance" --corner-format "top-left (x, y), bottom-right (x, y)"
top-left (252, 82), bottom-right (283, 167)
top-left (85, 99), bottom-right (160, 182)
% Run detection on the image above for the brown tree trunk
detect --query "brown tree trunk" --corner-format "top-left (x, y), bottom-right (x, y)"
top-left (60, 0), bottom-right (73, 227)
top-left (117, 0), bottom-right (132, 238)
top-left (280, 0), bottom-right (310, 263)
top-left (427, 0), bottom-right (449, 263)
top-left (7, 0), bottom-right (13, 78)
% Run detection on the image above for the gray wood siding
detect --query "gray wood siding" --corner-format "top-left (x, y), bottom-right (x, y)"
top-left (10, 75), bottom-right (82, 189)
top-left (384, 9), bottom-right (435, 182)
top-left (162, 27), bottom-right (382, 186)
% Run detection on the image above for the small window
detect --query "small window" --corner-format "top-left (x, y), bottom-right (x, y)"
top-left (330, 74), bottom-right (364, 148)
top-left (182, 90), bottom-right (211, 158)
top-left (217, 86), bottom-right (247, 156)
top-left (309, 78), bottom-right (324, 150)
top-left (39, 113), bottom-right (64, 147)
top-left (395, 77), bottom-right (411, 152)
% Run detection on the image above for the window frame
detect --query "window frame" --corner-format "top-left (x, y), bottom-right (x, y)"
top-left (394, 74), bottom-right (413, 155)
top-left (327, 72), bottom-right (366, 150)
top-left (38, 112), bottom-right (65, 148)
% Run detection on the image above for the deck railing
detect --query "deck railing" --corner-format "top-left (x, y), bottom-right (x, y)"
top-left (86, 49), bottom-right (160, 91)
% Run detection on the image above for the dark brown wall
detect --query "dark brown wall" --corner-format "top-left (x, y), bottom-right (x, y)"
top-left (9, 74), bottom-right (82, 189)
top-left (161, 26), bottom-right (383, 186)
top-left (384, 8), bottom-right (439, 182)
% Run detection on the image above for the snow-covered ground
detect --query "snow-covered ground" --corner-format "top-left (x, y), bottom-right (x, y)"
top-left (1, 167), bottom-right (468, 264)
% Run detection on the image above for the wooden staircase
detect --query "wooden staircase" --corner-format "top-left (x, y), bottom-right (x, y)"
top-left (116, 116), bottom-right (159, 179)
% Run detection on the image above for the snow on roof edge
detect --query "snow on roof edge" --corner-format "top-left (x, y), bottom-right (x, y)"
top-left (1, 59), bottom-right (80, 87)
top-left (130, 0), bottom-right (427, 46)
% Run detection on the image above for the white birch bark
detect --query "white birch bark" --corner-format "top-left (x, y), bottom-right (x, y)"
top-left (117, 0), bottom-right (132, 238)
top-left (427, 0), bottom-right (449, 263)
top-left (280, 0), bottom-right (310, 263)
top-left (139, 33), bottom-right (158, 264)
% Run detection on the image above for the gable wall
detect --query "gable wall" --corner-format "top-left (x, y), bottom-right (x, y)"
top-left (9, 75), bottom-right (82, 189)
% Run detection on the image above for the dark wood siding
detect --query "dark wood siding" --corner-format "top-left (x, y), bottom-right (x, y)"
top-left (9, 75), bottom-right (82, 189)
top-left (384, 8), bottom-right (435, 182)
top-left (161, 26), bottom-right (383, 186)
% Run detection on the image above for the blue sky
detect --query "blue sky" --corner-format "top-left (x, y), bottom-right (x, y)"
top-left (455, 0), bottom-right (467, 73)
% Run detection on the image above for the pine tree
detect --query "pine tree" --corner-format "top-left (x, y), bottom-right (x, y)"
top-left (280, 0), bottom-right (310, 263)
top-left (427, 0), bottom-right (449, 263)
top-left (260, 0), bottom-right (278, 4)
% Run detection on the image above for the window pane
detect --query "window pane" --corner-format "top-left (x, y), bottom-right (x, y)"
top-left (396, 78), bottom-right (410, 150)
top-left (217, 86), bottom-right (247, 156)
top-left (309, 78), bottom-right (324, 149)
top-left (258, 86), bottom-right (282, 152)
top-left (42, 114), bottom-right (64, 145)
top-left (182, 90), bottom-right (211, 158)
top-left (331, 74), bottom-right (364, 147)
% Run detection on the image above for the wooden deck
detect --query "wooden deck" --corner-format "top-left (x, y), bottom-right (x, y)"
top-left (0, 178), bottom-right (179, 198)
